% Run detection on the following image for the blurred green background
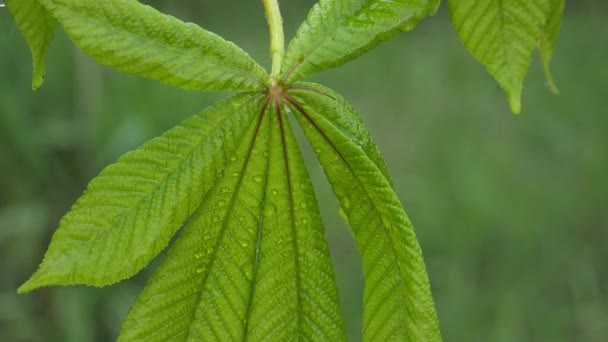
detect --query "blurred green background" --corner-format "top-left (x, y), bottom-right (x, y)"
top-left (1, 1), bottom-right (606, 341)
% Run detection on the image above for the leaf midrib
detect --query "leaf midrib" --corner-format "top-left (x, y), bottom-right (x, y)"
top-left (185, 96), bottom-right (270, 341)
top-left (43, 94), bottom-right (260, 278)
top-left (53, 2), bottom-right (266, 89)
top-left (288, 96), bottom-right (412, 338)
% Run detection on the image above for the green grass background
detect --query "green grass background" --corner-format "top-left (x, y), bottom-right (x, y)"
top-left (1, 1), bottom-right (606, 341)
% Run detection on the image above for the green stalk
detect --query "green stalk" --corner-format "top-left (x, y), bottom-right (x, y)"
top-left (262, 0), bottom-right (284, 77)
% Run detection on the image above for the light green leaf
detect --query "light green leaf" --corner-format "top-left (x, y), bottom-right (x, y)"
top-left (119, 101), bottom-right (344, 340)
top-left (39, 0), bottom-right (267, 91)
top-left (448, 0), bottom-right (564, 114)
top-left (290, 82), bottom-right (393, 186)
top-left (289, 92), bottom-right (441, 341)
top-left (6, 0), bottom-right (56, 89)
top-left (282, 0), bottom-right (440, 83)
top-left (246, 101), bottom-right (344, 340)
top-left (18, 93), bottom-right (264, 293)
top-left (540, 0), bottom-right (565, 94)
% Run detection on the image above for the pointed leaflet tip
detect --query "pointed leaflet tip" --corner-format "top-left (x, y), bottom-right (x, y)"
top-left (6, 0), bottom-right (56, 90)
top-left (540, 0), bottom-right (566, 96)
top-left (507, 88), bottom-right (522, 115)
top-left (17, 94), bottom-right (264, 293)
top-left (448, 0), bottom-right (564, 114)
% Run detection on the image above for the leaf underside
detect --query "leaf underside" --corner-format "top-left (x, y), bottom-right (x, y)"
top-left (6, 0), bottom-right (57, 89)
top-left (447, 0), bottom-right (565, 114)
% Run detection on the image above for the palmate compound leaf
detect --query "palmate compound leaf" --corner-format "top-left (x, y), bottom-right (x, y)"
top-left (448, 0), bottom-right (566, 114)
top-left (287, 89), bottom-right (442, 341)
top-left (37, 0), bottom-right (267, 91)
top-left (6, 0), bottom-right (56, 89)
top-left (281, 0), bottom-right (440, 83)
top-left (119, 99), bottom-right (345, 340)
top-left (18, 93), bottom-right (265, 293)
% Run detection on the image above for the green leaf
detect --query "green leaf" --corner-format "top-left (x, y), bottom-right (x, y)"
top-left (6, 0), bottom-right (56, 89)
top-left (288, 91), bottom-right (441, 341)
top-left (246, 101), bottom-right (344, 340)
top-left (447, 0), bottom-right (565, 114)
top-left (282, 0), bottom-right (440, 83)
top-left (290, 82), bottom-right (393, 186)
top-left (119, 100), bottom-right (344, 340)
top-left (539, 0), bottom-right (565, 94)
top-left (18, 93), bottom-right (264, 293)
top-left (39, 0), bottom-right (267, 91)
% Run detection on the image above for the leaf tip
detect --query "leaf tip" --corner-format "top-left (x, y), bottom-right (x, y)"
top-left (505, 86), bottom-right (522, 115)
top-left (17, 276), bottom-right (39, 294)
top-left (32, 75), bottom-right (45, 90)
top-left (543, 65), bottom-right (560, 95)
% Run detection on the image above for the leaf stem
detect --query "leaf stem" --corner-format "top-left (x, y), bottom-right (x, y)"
top-left (262, 0), bottom-right (284, 77)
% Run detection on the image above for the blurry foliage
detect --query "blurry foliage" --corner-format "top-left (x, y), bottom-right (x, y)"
top-left (1, 0), bottom-right (607, 341)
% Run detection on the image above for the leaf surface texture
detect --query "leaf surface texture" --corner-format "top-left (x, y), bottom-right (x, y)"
top-left (448, 0), bottom-right (565, 113)
top-left (39, 0), bottom-right (267, 91)
top-left (119, 100), bottom-right (344, 340)
top-left (289, 90), bottom-right (441, 341)
top-left (6, 0), bottom-right (56, 89)
top-left (19, 94), bottom-right (264, 293)
top-left (282, 0), bottom-right (440, 83)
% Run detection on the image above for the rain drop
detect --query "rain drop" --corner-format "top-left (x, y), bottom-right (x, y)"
top-left (194, 253), bottom-right (203, 259)
top-left (220, 186), bottom-right (230, 193)
top-left (314, 147), bottom-right (322, 154)
top-left (212, 215), bottom-right (221, 222)
top-left (264, 204), bottom-right (277, 217)
top-left (253, 175), bottom-right (263, 183)
top-left (196, 267), bottom-right (205, 274)
top-left (300, 202), bottom-right (308, 208)
top-left (232, 171), bottom-right (240, 177)
top-left (229, 154), bottom-right (238, 162)
top-left (217, 199), bottom-right (226, 206)
top-left (271, 189), bottom-right (278, 195)
top-left (301, 218), bottom-right (308, 225)
top-left (244, 268), bottom-right (253, 280)
top-left (240, 240), bottom-right (249, 248)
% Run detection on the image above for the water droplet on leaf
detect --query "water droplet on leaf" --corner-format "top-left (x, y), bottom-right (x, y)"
top-left (264, 204), bottom-right (277, 217)
top-left (271, 189), bottom-right (278, 195)
top-left (212, 215), bottom-right (221, 222)
top-left (196, 267), bottom-right (205, 274)
top-left (253, 175), bottom-right (263, 182)
top-left (217, 200), bottom-right (226, 206)
top-left (220, 186), bottom-right (230, 193)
